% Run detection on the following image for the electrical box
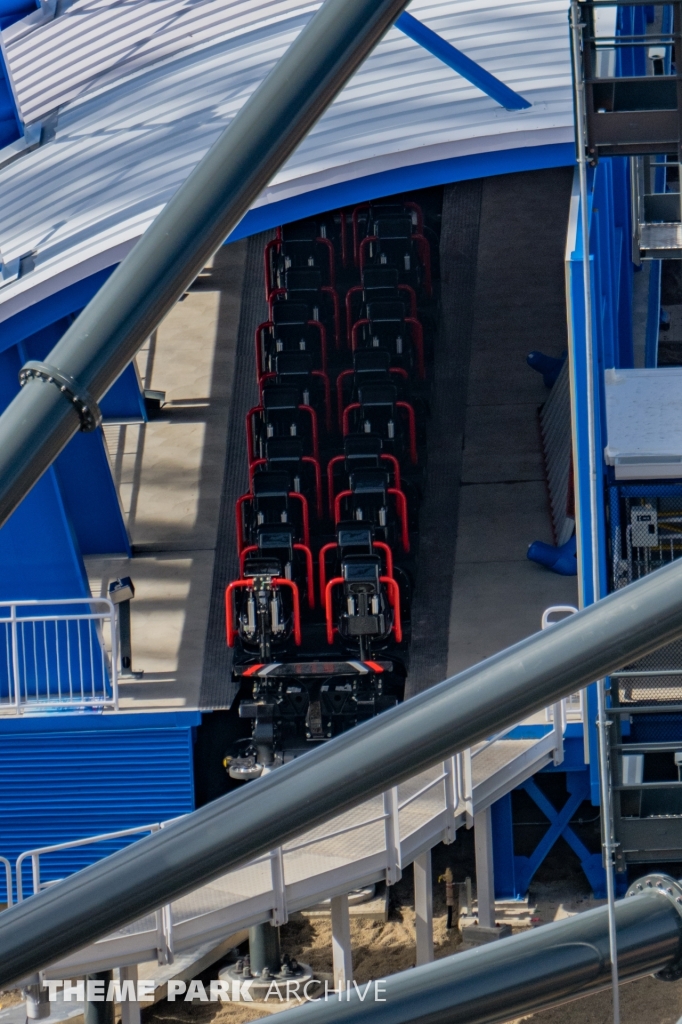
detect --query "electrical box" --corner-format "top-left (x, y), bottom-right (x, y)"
top-left (631, 505), bottom-right (659, 548)
top-left (108, 576), bottom-right (135, 604)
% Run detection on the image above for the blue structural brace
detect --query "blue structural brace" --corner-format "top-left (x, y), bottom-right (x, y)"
top-left (491, 735), bottom-right (606, 900)
top-left (395, 12), bottom-right (531, 110)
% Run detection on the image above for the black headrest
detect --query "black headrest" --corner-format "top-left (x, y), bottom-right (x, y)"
top-left (252, 471), bottom-right (292, 497)
top-left (349, 468), bottom-right (390, 494)
top-left (370, 203), bottom-right (409, 220)
top-left (281, 221), bottom-right (318, 242)
top-left (337, 523), bottom-right (374, 551)
top-left (276, 352), bottom-right (313, 376)
top-left (375, 216), bottom-right (412, 240)
top-left (344, 434), bottom-right (383, 458)
top-left (262, 385), bottom-right (301, 410)
top-left (367, 301), bottom-right (405, 323)
top-left (256, 526), bottom-right (295, 552)
top-left (358, 384), bottom-right (397, 407)
top-left (353, 350), bottom-right (392, 373)
top-left (362, 267), bottom-right (399, 290)
top-left (272, 302), bottom-right (310, 325)
top-left (243, 556), bottom-right (282, 578)
top-left (265, 437), bottom-right (304, 462)
top-left (285, 268), bottom-right (322, 291)
top-left (342, 554), bottom-right (381, 585)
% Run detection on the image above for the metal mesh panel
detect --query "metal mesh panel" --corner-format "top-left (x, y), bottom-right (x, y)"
top-left (615, 639), bottom-right (682, 704)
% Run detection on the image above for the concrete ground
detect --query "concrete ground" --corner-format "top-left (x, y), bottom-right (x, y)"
top-left (446, 171), bottom-right (578, 678)
top-left (86, 241), bottom-right (246, 711)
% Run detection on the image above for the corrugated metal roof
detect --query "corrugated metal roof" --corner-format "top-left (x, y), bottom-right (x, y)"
top-left (0, 0), bottom-right (573, 326)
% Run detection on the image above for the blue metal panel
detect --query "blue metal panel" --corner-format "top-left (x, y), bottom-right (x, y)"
top-left (513, 773), bottom-right (606, 897)
top-left (0, 268), bottom-right (115, 355)
top-left (395, 12), bottom-right (531, 111)
top-left (565, 169), bottom-right (606, 806)
top-left (0, 712), bottom-right (199, 902)
top-left (226, 143), bottom-right (576, 244)
top-left (100, 362), bottom-right (147, 422)
top-left (55, 431), bottom-right (131, 555)
top-left (0, 342), bottom-right (89, 600)
top-left (19, 320), bottom-right (131, 555)
top-left (0, 0), bottom-right (35, 145)
top-left (491, 794), bottom-right (519, 900)
top-left (645, 260), bottom-right (662, 367)
top-left (617, 5), bottom-right (647, 77)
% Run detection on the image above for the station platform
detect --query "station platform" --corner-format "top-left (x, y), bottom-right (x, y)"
top-left (84, 242), bottom-right (247, 712)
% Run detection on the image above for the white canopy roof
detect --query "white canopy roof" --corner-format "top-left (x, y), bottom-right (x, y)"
top-left (0, 0), bottom-right (573, 327)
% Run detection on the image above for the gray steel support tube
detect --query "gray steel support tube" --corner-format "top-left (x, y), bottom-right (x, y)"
top-left (6, 558), bottom-right (682, 985)
top-left (0, 0), bottom-right (410, 528)
top-left (249, 884), bottom-right (682, 1024)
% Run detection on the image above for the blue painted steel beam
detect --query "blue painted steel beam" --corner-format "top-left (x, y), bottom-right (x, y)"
top-left (514, 775), bottom-right (606, 897)
top-left (395, 12), bottom-right (531, 110)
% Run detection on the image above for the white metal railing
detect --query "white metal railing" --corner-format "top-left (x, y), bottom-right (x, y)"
top-left (8, 729), bottom-right (564, 978)
top-left (15, 823), bottom-right (160, 903)
top-left (0, 856), bottom-right (12, 907)
top-left (542, 606), bottom-right (583, 723)
top-left (12, 760), bottom-right (461, 971)
top-left (0, 598), bottom-right (118, 713)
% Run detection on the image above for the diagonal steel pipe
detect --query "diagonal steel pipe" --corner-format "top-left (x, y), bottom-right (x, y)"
top-left (5, 557), bottom-right (682, 985)
top-left (0, 0), bottom-right (410, 528)
top-left (237, 880), bottom-right (682, 1024)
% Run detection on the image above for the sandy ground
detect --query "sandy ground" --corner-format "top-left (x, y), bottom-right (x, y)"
top-left (5, 843), bottom-right (682, 1024)
top-left (138, 856), bottom-right (682, 1024)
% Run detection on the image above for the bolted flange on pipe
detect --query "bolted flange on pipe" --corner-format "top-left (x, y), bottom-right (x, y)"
top-left (251, 875), bottom-right (682, 1024)
top-left (6, 555), bottom-right (682, 985)
top-left (0, 0), bottom-right (412, 530)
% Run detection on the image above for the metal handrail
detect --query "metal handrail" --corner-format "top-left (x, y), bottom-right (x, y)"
top-left (397, 771), bottom-right (447, 811)
top-left (470, 723), bottom-right (518, 758)
top-left (16, 823), bottom-right (161, 902)
top-left (283, 812), bottom-right (389, 853)
top-left (0, 857), bottom-right (12, 908)
top-left (0, 596), bottom-right (118, 714)
top-left (6, 549), bottom-right (682, 986)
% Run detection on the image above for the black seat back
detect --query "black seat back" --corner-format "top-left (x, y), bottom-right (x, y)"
top-left (358, 384), bottom-right (397, 410)
top-left (243, 556), bottom-right (282, 578)
top-left (349, 468), bottom-right (389, 497)
top-left (272, 302), bottom-right (310, 326)
top-left (262, 385), bottom-right (301, 411)
top-left (252, 471), bottom-right (292, 499)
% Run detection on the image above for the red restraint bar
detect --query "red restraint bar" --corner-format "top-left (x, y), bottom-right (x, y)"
top-left (235, 490), bottom-right (310, 552)
top-left (350, 318), bottom-right (424, 380)
top-left (268, 286), bottom-right (341, 351)
top-left (341, 402), bottom-right (417, 466)
top-left (255, 320), bottom-right (329, 378)
top-left (324, 576), bottom-right (402, 644)
top-left (249, 456), bottom-right (323, 519)
top-left (318, 540), bottom-right (394, 603)
top-left (258, 370), bottom-right (332, 434)
top-left (345, 283), bottom-right (417, 346)
top-left (226, 577), bottom-right (301, 647)
top-left (351, 202), bottom-right (423, 266)
top-left (239, 543), bottom-right (315, 609)
top-left (326, 453), bottom-right (402, 517)
top-left (263, 235), bottom-right (336, 296)
top-left (335, 366), bottom-right (408, 429)
top-left (246, 404), bottom-right (319, 464)
top-left (358, 236), bottom-right (431, 299)
top-left (333, 488), bottom-right (409, 552)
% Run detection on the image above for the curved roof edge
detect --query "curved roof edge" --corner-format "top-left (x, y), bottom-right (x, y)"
top-left (0, 134), bottom-right (575, 339)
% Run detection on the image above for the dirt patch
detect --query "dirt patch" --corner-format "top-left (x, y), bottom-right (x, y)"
top-left (0, 989), bottom-right (24, 1010)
